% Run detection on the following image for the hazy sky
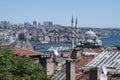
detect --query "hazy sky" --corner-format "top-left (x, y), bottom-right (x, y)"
top-left (0, 0), bottom-right (120, 28)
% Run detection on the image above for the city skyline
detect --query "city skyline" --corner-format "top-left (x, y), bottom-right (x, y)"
top-left (0, 0), bottom-right (120, 28)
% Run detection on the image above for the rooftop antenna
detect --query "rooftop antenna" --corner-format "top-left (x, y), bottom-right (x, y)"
top-left (100, 66), bottom-right (107, 80)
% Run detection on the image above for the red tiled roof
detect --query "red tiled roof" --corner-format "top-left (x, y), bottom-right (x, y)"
top-left (61, 48), bottom-right (101, 80)
top-left (84, 48), bottom-right (102, 54)
top-left (109, 49), bottom-right (120, 52)
top-left (14, 47), bottom-right (42, 56)
top-left (75, 56), bottom-right (94, 80)
top-left (75, 56), bottom-right (94, 71)
top-left (61, 48), bottom-right (120, 80)
top-left (93, 48), bottom-right (102, 53)
top-left (75, 48), bottom-right (102, 80)
top-left (76, 72), bottom-right (89, 80)
top-left (84, 48), bottom-right (91, 52)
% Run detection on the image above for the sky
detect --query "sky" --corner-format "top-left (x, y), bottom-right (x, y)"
top-left (0, 0), bottom-right (120, 28)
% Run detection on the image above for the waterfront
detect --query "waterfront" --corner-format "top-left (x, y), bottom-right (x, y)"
top-left (34, 34), bottom-right (120, 52)
top-left (33, 42), bottom-right (72, 52)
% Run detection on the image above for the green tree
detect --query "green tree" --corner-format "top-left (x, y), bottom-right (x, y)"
top-left (0, 47), bottom-right (48, 80)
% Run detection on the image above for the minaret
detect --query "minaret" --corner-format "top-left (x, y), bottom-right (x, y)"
top-left (75, 17), bottom-right (77, 29)
top-left (71, 16), bottom-right (74, 49)
top-left (71, 16), bottom-right (74, 28)
top-left (75, 17), bottom-right (77, 45)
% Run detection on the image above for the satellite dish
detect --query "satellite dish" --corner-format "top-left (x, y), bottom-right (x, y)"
top-left (100, 73), bottom-right (107, 80)
top-left (54, 49), bottom-right (59, 56)
top-left (102, 66), bottom-right (107, 75)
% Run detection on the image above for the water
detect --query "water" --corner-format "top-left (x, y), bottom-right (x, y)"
top-left (100, 34), bottom-right (120, 47)
top-left (34, 42), bottom-right (72, 52)
top-left (34, 34), bottom-right (120, 52)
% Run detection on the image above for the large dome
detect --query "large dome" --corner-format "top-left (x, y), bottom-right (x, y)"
top-left (85, 30), bottom-right (97, 39)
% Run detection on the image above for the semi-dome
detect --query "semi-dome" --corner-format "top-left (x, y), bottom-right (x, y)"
top-left (96, 39), bottom-right (102, 43)
top-left (86, 39), bottom-right (94, 43)
top-left (95, 39), bottom-right (103, 46)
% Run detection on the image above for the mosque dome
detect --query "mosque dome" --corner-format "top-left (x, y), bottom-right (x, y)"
top-left (96, 39), bottom-right (102, 43)
top-left (86, 39), bottom-right (94, 43)
top-left (96, 39), bottom-right (103, 46)
top-left (85, 30), bottom-right (97, 39)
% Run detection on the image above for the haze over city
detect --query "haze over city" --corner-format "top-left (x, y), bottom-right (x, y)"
top-left (0, 0), bottom-right (120, 28)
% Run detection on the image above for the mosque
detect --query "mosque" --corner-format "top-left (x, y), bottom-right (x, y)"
top-left (77, 29), bottom-right (103, 48)
top-left (71, 17), bottom-right (103, 48)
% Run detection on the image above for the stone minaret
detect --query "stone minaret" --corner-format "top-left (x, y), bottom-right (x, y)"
top-left (71, 16), bottom-right (75, 49)
top-left (71, 16), bottom-right (74, 28)
top-left (75, 17), bottom-right (78, 45)
top-left (75, 17), bottom-right (77, 29)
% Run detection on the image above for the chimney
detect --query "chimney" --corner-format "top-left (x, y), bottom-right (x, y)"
top-left (89, 68), bottom-right (102, 80)
top-left (30, 55), bottom-right (51, 75)
top-left (39, 55), bottom-right (55, 76)
top-left (66, 58), bottom-right (75, 80)
top-left (39, 55), bottom-right (51, 74)
top-left (71, 47), bottom-right (81, 60)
